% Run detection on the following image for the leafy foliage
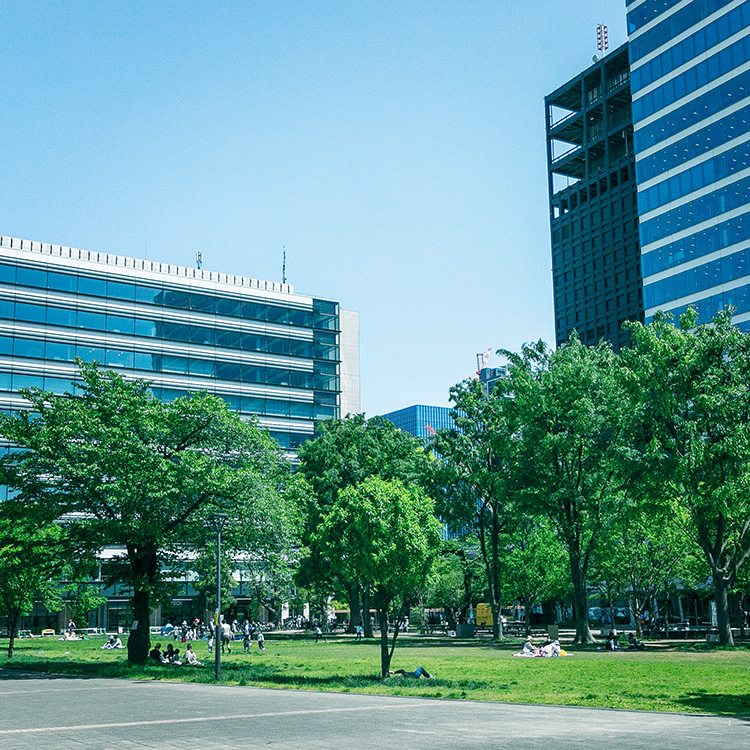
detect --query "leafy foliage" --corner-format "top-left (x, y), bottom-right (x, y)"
top-left (0, 361), bottom-right (294, 663)
top-left (0, 516), bottom-right (64, 656)
top-left (624, 309), bottom-right (750, 643)
top-left (315, 476), bottom-right (441, 677)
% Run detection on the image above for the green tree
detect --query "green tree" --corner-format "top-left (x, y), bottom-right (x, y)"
top-left (425, 539), bottom-right (487, 630)
top-left (0, 516), bottom-right (64, 657)
top-left (502, 520), bottom-right (570, 635)
top-left (192, 548), bottom-right (238, 614)
top-left (0, 361), bottom-right (291, 664)
top-left (429, 377), bottom-right (520, 640)
top-left (67, 583), bottom-right (107, 631)
top-left (297, 414), bottom-right (429, 635)
top-left (315, 476), bottom-right (441, 678)
top-left (502, 336), bottom-right (631, 643)
top-left (624, 309), bottom-right (750, 644)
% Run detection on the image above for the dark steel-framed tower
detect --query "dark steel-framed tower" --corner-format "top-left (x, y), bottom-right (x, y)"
top-left (545, 43), bottom-right (644, 351)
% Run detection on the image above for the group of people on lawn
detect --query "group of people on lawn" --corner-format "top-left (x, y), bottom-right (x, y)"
top-left (149, 642), bottom-right (203, 666)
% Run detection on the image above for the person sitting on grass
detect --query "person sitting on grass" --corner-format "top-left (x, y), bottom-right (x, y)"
top-left (522, 636), bottom-right (540, 656)
top-left (389, 666), bottom-right (434, 679)
top-left (170, 647), bottom-right (183, 665)
top-left (626, 632), bottom-right (645, 651)
top-left (100, 635), bottom-right (123, 649)
top-left (184, 643), bottom-right (203, 666)
top-left (605, 631), bottom-right (621, 651)
top-left (149, 643), bottom-right (169, 664)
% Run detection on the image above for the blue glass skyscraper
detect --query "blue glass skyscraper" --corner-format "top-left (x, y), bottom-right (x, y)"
top-left (628, 0), bottom-right (750, 327)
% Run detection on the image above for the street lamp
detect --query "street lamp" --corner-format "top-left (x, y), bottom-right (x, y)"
top-left (208, 512), bottom-right (229, 682)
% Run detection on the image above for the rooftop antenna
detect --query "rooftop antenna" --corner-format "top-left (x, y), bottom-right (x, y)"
top-left (596, 23), bottom-right (609, 57)
top-left (196, 251), bottom-right (203, 270)
top-left (282, 246), bottom-right (287, 284)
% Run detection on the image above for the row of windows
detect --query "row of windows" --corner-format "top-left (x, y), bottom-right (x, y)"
top-left (0, 263), bottom-right (339, 332)
top-left (0, 372), bottom-right (336, 421)
top-left (638, 139), bottom-right (750, 214)
top-left (641, 208), bottom-right (750, 275)
top-left (636, 103), bottom-right (750, 182)
top-left (632, 32), bottom-right (750, 122)
top-left (628, 0), bottom-right (689, 34)
top-left (651, 284), bottom-right (750, 323)
top-left (0, 299), bottom-right (338, 362)
top-left (630, 0), bottom-right (735, 64)
top-left (643, 246), bottom-right (750, 307)
top-left (635, 65), bottom-right (750, 153)
top-left (0, 336), bottom-right (340, 391)
top-left (640, 174), bottom-right (750, 246)
top-left (631, 2), bottom-right (750, 92)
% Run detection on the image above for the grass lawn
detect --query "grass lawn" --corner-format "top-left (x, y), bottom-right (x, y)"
top-left (2, 633), bottom-right (749, 716)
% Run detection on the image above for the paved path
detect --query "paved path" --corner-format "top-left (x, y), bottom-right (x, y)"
top-left (0, 669), bottom-right (746, 749)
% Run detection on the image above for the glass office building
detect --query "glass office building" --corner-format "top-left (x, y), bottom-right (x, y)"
top-left (0, 235), bottom-right (360, 458)
top-left (380, 404), bottom-right (455, 442)
top-left (628, 0), bottom-right (750, 327)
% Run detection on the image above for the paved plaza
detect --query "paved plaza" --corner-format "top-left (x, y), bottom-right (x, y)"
top-left (0, 669), bottom-right (746, 749)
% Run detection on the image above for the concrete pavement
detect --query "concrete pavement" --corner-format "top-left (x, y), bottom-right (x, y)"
top-left (0, 669), bottom-right (746, 749)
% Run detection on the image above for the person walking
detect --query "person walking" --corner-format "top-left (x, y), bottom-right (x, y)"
top-left (315, 625), bottom-right (327, 643)
top-left (257, 629), bottom-right (265, 652)
top-left (221, 620), bottom-right (233, 654)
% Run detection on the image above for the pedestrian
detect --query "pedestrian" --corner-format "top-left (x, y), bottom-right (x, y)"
top-left (315, 625), bottom-right (326, 643)
top-left (355, 624), bottom-right (363, 641)
top-left (221, 620), bottom-right (233, 653)
top-left (257, 629), bottom-right (265, 651)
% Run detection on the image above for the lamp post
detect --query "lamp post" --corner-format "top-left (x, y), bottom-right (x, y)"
top-left (208, 513), bottom-right (229, 682)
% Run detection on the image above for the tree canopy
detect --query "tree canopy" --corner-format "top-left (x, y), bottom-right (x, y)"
top-left (315, 476), bottom-right (441, 677)
top-left (624, 309), bottom-right (750, 644)
top-left (296, 414), bottom-right (430, 634)
top-left (0, 361), bottom-right (295, 663)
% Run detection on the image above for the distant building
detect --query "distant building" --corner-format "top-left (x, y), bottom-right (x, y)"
top-left (0, 234), bottom-right (359, 464)
top-left (546, 43), bottom-right (644, 352)
top-left (479, 365), bottom-right (507, 394)
top-left (380, 403), bottom-right (455, 442)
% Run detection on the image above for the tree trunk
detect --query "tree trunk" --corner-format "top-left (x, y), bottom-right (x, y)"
top-left (712, 571), bottom-right (734, 646)
top-left (6, 610), bottom-right (19, 658)
top-left (127, 588), bottom-right (151, 664)
top-left (570, 555), bottom-right (595, 643)
top-left (490, 601), bottom-right (503, 641)
top-left (126, 548), bottom-right (159, 665)
top-left (378, 609), bottom-right (391, 678)
top-left (362, 586), bottom-right (373, 638)
top-left (541, 599), bottom-right (556, 628)
top-left (346, 585), bottom-right (361, 634)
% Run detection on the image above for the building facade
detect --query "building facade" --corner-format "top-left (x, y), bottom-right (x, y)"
top-left (380, 404), bottom-right (455, 442)
top-left (546, 43), bottom-right (644, 352)
top-left (0, 234), bottom-right (359, 458)
top-left (628, 0), bottom-right (750, 328)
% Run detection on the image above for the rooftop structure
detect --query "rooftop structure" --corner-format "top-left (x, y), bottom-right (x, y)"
top-left (546, 43), bottom-right (644, 351)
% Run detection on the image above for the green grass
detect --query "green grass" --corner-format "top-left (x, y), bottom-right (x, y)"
top-left (2, 634), bottom-right (750, 716)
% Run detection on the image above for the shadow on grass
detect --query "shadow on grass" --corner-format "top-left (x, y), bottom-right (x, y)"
top-left (675, 688), bottom-right (750, 718)
top-left (2, 659), bottom-right (493, 692)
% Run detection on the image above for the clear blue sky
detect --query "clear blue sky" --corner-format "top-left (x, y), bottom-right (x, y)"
top-left (0, 1), bottom-right (627, 416)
